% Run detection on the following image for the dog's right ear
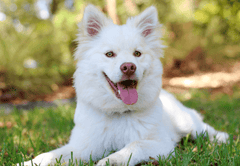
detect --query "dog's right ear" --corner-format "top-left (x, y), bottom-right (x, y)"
top-left (80, 5), bottom-right (112, 37)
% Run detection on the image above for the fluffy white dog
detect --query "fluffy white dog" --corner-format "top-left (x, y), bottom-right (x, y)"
top-left (20, 5), bottom-right (229, 166)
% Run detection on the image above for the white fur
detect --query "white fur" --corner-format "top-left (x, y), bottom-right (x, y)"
top-left (19, 5), bottom-right (229, 166)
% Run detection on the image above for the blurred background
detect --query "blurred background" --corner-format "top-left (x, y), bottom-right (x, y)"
top-left (0, 0), bottom-right (240, 105)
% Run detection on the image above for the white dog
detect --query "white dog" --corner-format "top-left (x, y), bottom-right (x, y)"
top-left (20, 5), bottom-right (229, 166)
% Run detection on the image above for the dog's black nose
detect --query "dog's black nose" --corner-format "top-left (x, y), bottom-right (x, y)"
top-left (120, 62), bottom-right (136, 76)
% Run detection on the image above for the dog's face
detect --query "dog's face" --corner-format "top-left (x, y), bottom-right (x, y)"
top-left (74, 5), bottom-right (164, 113)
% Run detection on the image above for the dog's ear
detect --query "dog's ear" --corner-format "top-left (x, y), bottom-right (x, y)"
top-left (127, 6), bottom-right (164, 58)
top-left (81, 5), bottom-right (112, 37)
top-left (127, 6), bottom-right (159, 37)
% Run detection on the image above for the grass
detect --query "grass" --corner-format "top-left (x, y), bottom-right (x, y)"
top-left (0, 89), bottom-right (239, 166)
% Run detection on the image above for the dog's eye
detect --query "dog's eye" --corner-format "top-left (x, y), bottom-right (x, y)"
top-left (134, 51), bottom-right (141, 57)
top-left (105, 51), bottom-right (114, 57)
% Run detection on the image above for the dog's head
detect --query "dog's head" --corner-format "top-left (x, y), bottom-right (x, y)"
top-left (74, 5), bottom-right (164, 113)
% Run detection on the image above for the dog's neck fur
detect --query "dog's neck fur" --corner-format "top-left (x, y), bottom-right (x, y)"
top-left (107, 109), bottom-right (134, 116)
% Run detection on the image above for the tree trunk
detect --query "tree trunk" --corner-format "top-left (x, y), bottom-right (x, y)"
top-left (106, 0), bottom-right (119, 24)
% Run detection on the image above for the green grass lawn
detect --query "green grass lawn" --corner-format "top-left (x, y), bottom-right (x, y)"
top-left (0, 89), bottom-right (239, 166)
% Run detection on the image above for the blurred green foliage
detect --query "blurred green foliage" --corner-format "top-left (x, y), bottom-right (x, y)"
top-left (0, 0), bottom-right (239, 96)
top-left (194, 0), bottom-right (240, 45)
top-left (0, 0), bottom-right (80, 94)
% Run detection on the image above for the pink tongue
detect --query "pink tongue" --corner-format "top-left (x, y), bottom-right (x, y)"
top-left (117, 83), bottom-right (138, 105)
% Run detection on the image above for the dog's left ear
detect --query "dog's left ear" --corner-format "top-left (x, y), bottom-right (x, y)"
top-left (127, 6), bottom-right (164, 58)
top-left (127, 6), bottom-right (159, 37)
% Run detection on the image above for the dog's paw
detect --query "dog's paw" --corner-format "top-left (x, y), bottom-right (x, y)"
top-left (16, 160), bottom-right (34, 166)
top-left (97, 153), bottom-right (126, 166)
top-left (216, 131), bottom-right (229, 143)
top-left (17, 152), bottom-right (56, 166)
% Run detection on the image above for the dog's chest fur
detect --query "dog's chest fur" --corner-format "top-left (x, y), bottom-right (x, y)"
top-left (73, 105), bottom-right (162, 153)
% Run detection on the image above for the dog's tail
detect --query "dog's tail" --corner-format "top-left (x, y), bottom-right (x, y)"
top-left (160, 89), bottom-right (229, 144)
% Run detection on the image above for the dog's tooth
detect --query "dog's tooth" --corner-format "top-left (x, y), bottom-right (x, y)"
top-left (118, 90), bottom-right (120, 94)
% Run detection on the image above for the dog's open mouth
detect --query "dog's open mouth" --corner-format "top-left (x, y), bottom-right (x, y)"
top-left (103, 73), bottom-right (138, 105)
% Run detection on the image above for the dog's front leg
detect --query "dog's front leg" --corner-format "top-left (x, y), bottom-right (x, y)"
top-left (97, 139), bottom-right (175, 166)
top-left (18, 144), bottom-right (79, 166)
